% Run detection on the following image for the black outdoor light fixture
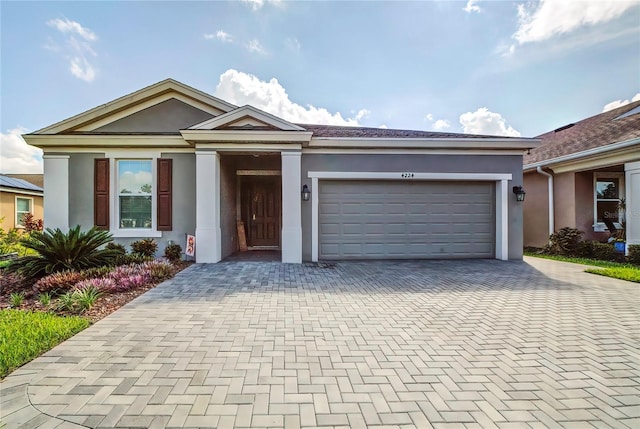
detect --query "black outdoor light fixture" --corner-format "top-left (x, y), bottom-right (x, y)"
top-left (302, 184), bottom-right (311, 202)
top-left (512, 185), bottom-right (526, 202)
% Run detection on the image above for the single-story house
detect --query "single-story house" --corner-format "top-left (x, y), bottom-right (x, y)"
top-left (523, 100), bottom-right (640, 253)
top-left (0, 174), bottom-right (44, 229)
top-left (24, 79), bottom-right (538, 263)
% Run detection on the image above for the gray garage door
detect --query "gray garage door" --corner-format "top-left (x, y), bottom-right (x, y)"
top-left (319, 180), bottom-right (495, 259)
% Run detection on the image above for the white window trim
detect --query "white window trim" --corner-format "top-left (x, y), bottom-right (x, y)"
top-left (15, 196), bottom-right (34, 228)
top-left (110, 157), bottom-right (161, 238)
top-left (593, 172), bottom-right (625, 232)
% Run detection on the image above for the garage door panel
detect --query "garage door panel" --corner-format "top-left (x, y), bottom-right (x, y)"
top-left (319, 180), bottom-right (495, 260)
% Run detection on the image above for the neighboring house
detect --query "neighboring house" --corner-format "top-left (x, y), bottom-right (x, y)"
top-left (0, 174), bottom-right (44, 229)
top-left (523, 101), bottom-right (640, 253)
top-left (23, 79), bottom-right (538, 263)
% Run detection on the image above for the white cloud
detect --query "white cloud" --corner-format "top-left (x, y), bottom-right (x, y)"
top-left (459, 108), bottom-right (521, 137)
top-left (119, 171), bottom-right (152, 194)
top-left (513, 0), bottom-right (636, 45)
top-left (432, 119), bottom-right (451, 131)
top-left (241, 0), bottom-right (282, 11)
top-left (603, 93), bottom-right (640, 112)
top-left (46, 18), bottom-right (98, 82)
top-left (463, 0), bottom-right (481, 13)
top-left (215, 69), bottom-right (368, 126)
top-left (0, 127), bottom-right (43, 174)
top-left (285, 37), bottom-right (301, 53)
top-left (205, 30), bottom-right (233, 42)
top-left (379, 124), bottom-right (388, 129)
top-left (69, 57), bottom-right (95, 81)
top-left (246, 39), bottom-right (267, 55)
top-left (47, 18), bottom-right (96, 41)
top-left (425, 113), bottom-right (434, 121)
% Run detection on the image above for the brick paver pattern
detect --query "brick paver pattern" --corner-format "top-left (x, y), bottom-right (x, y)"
top-left (1, 257), bottom-right (639, 428)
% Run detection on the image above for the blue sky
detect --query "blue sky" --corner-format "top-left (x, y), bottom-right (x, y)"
top-left (1, 0), bottom-right (639, 173)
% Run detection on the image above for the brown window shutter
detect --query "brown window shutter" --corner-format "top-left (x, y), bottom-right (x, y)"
top-left (157, 158), bottom-right (172, 231)
top-left (94, 158), bottom-right (110, 230)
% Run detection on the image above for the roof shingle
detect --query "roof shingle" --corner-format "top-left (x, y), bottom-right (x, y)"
top-left (524, 100), bottom-right (640, 166)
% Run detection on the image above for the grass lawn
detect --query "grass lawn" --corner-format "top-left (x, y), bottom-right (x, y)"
top-left (585, 267), bottom-right (640, 283)
top-left (525, 252), bottom-right (640, 283)
top-left (0, 309), bottom-right (90, 378)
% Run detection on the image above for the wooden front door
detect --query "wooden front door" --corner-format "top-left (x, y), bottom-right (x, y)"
top-left (242, 177), bottom-right (281, 247)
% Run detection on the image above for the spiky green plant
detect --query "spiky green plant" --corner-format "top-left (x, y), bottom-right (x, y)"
top-left (9, 292), bottom-right (25, 308)
top-left (5, 226), bottom-right (119, 280)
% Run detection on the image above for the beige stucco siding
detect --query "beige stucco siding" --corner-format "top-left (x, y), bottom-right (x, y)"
top-left (554, 172), bottom-right (577, 231)
top-left (0, 191), bottom-right (43, 230)
top-left (523, 171), bottom-right (550, 248)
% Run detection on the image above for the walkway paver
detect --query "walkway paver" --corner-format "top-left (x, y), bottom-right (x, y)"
top-left (1, 257), bottom-right (639, 428)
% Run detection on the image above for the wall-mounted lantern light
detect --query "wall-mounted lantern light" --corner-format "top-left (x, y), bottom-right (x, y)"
top-left (512, 185), bottom-right (526, 202)
top-left (302, 184), bottom-right (311, 202)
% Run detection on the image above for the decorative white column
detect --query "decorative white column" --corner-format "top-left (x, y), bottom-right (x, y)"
top-left (495, 180), bottom-right (509, 261)
top-left (281, 151), bottom-right (302, 263)
top-left (195, 150), bottom-right (221, 263)
top-left (625, 161), bottom-right (640, 256)
top-left (43, 155), bottom-right (69, 231)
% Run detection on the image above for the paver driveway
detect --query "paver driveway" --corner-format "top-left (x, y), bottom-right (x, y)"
top-left (2, 257), bottom-right (639, 428)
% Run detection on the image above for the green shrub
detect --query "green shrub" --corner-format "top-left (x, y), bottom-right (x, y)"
top-left (575, 240), bottom-right (595, 258)
top-left (547, 227), bottom-right (584, 256)
top-left (9, 292), bottom-right (25, 308)
top-left (73, 285), bottom-right (101, 311)
top-left (38, 292), bottom-right (52, 307)
top-left (115, 253), bottom-right (153, 266)
top-left (0, 309), bottom-right (90, 378)
top-left (105, 242), bottom-right (127, 255)
top-left (57, 291), bottom-right (76, 312)
top-left (591, 242), bottom-right (620, 262)
top-left (131, 239), bottom-right (158, 257)
top-left (164, 243), bottom-right (182, 262)
top-left (627, 245), bottom-right (640, 266)
top-left (5, 226), bottom-right (119, 280)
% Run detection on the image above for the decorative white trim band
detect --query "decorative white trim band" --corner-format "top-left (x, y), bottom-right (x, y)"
top-left (308, 171), bottom-right (512, 181)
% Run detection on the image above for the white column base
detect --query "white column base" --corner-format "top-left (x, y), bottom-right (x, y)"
top-left (195, 227), bottom-right (221, 263)
top-left (281, 226), bottom-right (302, 263)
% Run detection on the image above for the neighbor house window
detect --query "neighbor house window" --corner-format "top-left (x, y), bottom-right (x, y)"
top-left (15, 197), bottom-right (33, 228)
top-left (117, 160), bottom-right (153, 229)
top-left (594, 173), bottom-right (624, 230)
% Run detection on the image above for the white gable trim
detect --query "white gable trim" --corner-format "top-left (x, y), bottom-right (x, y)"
top-left (190, 105), bottom-right (306, 131)
top-left (33, 79), bottom-right (237, 134)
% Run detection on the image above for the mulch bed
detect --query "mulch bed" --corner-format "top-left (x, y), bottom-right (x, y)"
top-left (0, 261), bottom-right (193, 324)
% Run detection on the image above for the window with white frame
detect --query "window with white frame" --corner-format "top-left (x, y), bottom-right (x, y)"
top-left (117, 160), bottom-right (153, 229)
top-left (15, 197), bottom-right (33, 228)
top-left (594, 173), bottom-right (624, 230)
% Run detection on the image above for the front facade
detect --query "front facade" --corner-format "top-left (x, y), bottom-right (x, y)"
top-left (25, 79), bottom-right (537, 263)
top-left (0, 175), bottom-right (44, 230)
top-left (523, 101), bottom-right (640, 252)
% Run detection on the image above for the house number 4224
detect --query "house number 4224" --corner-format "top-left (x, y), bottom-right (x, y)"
top-left (401, 173), bottom-right (415, 178)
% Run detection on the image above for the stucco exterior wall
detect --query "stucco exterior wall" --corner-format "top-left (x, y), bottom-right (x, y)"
top-left (69, 153), bottom-right (103, 230)
top-left (67, 152), bottom-right (196, 255)
top-left (0, 191), bottom-right (43, 230)
top-left (300, 154), bottom-right (524, 261)
top-left (553, 172), bottom-right (576, 231)
top-left (522, 171), bottom-right (550, 248)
